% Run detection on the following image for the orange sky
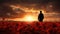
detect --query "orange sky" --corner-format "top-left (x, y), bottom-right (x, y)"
top-left (0, 5), bottom-right (60, 22)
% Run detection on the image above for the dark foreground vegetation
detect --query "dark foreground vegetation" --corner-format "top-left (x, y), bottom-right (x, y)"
top-left (0, 21), bottom-right (60, 34)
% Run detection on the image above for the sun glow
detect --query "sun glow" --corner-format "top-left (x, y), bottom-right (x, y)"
top-left (23, 15), bottom-right (37, 22)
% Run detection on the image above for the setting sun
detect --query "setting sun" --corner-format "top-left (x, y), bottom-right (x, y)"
top-left (26, 16), bottom-right (33, 21)
top-left (23, 15), bottom-right (36, 22)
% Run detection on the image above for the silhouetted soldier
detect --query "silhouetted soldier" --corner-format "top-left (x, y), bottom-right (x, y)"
top-left (38, 11), bottom-right (44, 22)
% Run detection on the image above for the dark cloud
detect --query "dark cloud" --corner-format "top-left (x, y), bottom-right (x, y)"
top-left (0, 4), bottom-right (25, 18)
top-left (0, 4), bottom-right (14, 17)
top-left (0, 0), bottom-right (48, 3)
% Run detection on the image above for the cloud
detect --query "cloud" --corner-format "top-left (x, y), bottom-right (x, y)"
top-left (0, 4), bottom-right (26, 18)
